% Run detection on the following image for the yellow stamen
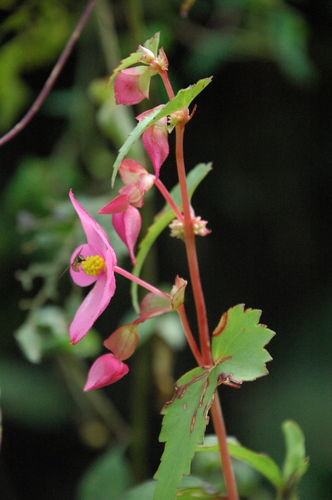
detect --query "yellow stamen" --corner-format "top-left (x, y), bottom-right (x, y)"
top-left (81, 255), bottom-right (106, 276)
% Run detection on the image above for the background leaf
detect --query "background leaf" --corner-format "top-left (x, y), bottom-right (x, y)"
top-left (77, 445), bottom-right (133, 500)
top-left (153, 366), bottom-right (219, 500)
top-left (212, 304), bottom-right (274, 383)
top-left (196, 434), bottom-right (283, 490)
top-left (281, 420), bottom-right (309, 499)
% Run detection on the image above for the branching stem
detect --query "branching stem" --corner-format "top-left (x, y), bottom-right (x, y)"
top-left (154, 178), bottom-right (184, 220)
top-left (0, 0), bottom-right (97, 147)
top-left (173, 105), bottom-right (239, 500)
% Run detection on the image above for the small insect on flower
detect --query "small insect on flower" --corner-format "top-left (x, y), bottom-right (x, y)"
top-left (71, 249), bottom-right (86, 272)
top-left (59, 248), bottom-right (85, 278)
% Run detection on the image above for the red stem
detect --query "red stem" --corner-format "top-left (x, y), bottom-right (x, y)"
top-left (159, 70), bottom-right (175, 100)
top-left (177, 305), bottom-right (203, 365)
top-left (154, 178), bottom-right (184, 220)
top-left (174, 112), bottom-right (239, 500)
top-left (114, 265), bottom-right (170, 300)
top-left (175, 122), bottom-right (212, 364)
top-left (0, 0), bottom-right (97, 147)
top-left (211, 392), bottom-right (239, 500)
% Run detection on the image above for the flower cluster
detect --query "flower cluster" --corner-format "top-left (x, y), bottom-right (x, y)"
top-left (67, 35), bottom-right (210, 392)
top-left (68, 190), bottom-right (173, 391)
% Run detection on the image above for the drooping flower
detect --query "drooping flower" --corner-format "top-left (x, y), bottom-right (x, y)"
top-left (69, 189), bottom-right (117, 344)
top-left (84, 353), bottom-right (129, 391)
top-left (136, 107), bottom-right (169, 178)
top-left (113, 42), bottom-right (168, 106)
top-left (98, 159), bottom-right (155, 265)
top-left (114, 66), bottom-right (157, 105)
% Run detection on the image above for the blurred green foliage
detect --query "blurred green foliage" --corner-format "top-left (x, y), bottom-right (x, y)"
top-left (0, 0), bottom-right (331, 499)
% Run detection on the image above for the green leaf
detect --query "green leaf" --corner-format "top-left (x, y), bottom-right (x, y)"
top-left (152, 77), bottom-right (212, 122)
top-left (196, 435), bottom-right (283, 490)
top-left (144, 32), bottom-right (160, 56)
top-left (228, 443), bottom-right (283, 489)
top-left (281, 420), bottom-right (309, 499)
top-left (212, 304), bottom-right (275, 383)
top-left (111, 77), bottom-right (212, 185)
top-left (153, 366), bottom-right (219, 500)
top-left (77, 445), bottom-right (133, 500)
top-left (131, 163), bottom-right (212, 311)
top-left (0, 357), bottom-right (70, 429)
top-left (119, 480), bottom-right (156, 500)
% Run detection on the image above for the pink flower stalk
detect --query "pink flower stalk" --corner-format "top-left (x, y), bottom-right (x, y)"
top-left (84, 353), bottom-right (129, 391)
top-left (114, 66), bottom-right (157, 105)
top-left (69, 190), bottom-right (117, 344)
top-left (98, 159), bottom-right (155, 265)
top-left (136, 107), bottom-right (169, 178)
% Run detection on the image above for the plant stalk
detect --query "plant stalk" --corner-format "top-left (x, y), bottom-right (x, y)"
top-left (0, 0), bottom-right (97, 147)
top-left (175, 119), bottom-right (239, 500)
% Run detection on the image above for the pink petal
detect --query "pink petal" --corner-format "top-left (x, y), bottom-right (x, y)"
top-left (98, 194), bottom-right (129, 215)
top-left (69, 190), bottom-right (117, 264)
top-left (69, 266), bottom-right (116, 344)
top-left (119, 184), bottom-right (144, 207)
top-left (119, 159), bottom-right (148, 185)
top-left (112, 206), bottom-right (141, 266)
top-left (114, 67), bottom-right (152, 105)
top-left (68, 190), bottom-right (118, 344)
top-left (142, 121), bottom-right (169, 179)
top-left (84, 353), bottom-right (129, 391)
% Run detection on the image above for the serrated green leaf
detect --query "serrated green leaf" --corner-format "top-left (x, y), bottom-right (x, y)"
top-left (196, 435), bottom-right (283, 490)
top-left (111, 77), bottom-right (212, 185)
top-left (152, 77), bottom-right (213, 122)
top-left (131, 163), bottom-right (212, 311)
top-left (281, 420), bottom-right (309, 498)
top-left (153, 366), bottom-right (219, 500)
top-left (212, 304), bottom-right (275, 383)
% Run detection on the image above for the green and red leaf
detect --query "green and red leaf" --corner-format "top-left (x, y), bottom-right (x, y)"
top-left (212, 304), bottom-right (275, 384)
top-left (153, 366), bottom-right (219, 500)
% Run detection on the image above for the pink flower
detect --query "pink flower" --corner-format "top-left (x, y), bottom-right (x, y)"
top-left (136, 107), bottom-right (169, 178)
top-left (84, 353), bottom-right (129, 391)
top-left (69, 190), bottom-right (117, 344)
top-left (114, 66), bottom-right (156, 105)
top-left (98, 159), bottom-right (155, 265)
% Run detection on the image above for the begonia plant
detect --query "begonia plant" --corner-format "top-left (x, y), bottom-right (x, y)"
top-left (63, 32), bottom-right (308, 500)
top-left (2, 3), bottom-right (309, 498)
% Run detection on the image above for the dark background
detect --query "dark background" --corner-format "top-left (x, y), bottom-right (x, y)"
top-left (0, 0), bottom-right (331, 498)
